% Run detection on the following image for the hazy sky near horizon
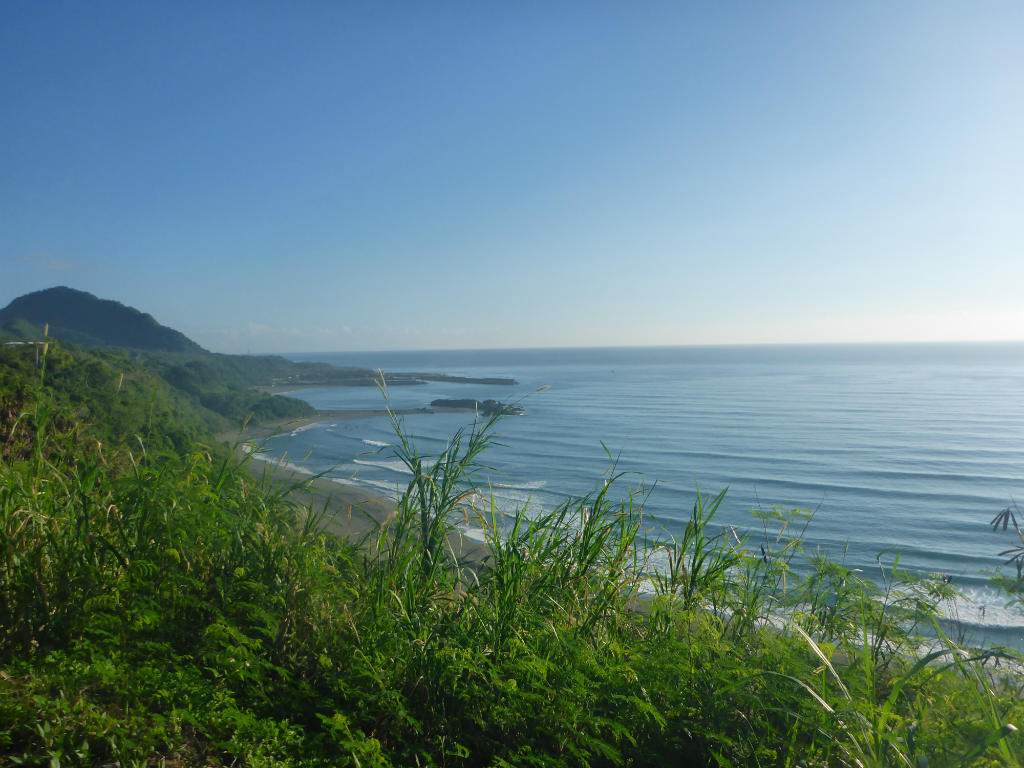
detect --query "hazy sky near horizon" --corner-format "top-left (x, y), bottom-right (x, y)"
top-left (3, 2), bottom-right (1022, 353)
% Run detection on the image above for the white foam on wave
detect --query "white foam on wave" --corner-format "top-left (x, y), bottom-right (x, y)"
top-left (266, 457), bottom-right (317, 476)
top-left (243, 446), bottom-right (274, 463)
top-left (289, 422), bottom-right (322, 437)
top-left (330, 462), bottom-right (362, 475)
top-left (471, 489), bottom-right (558, 529)
top-left (489, 479), bottom-right (548, 491)
top-left (243, 446), bottom-right (321, 476)
top-left (488, 486), bottom-right (542, 510)
top-left (363, 439), bottom-right (391, 448)
top-left (458, 523), bottom-right (488, 543)
top-left (632, 556), bottom-right (1024, 645)
top-left (353, 457), bottom-right (413, 475)
top-left (944, 585), bottom-right (1024, 631)
top-left (330, 476), bottom-right (401, 496)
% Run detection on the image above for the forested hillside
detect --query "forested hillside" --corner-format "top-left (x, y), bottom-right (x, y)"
top-left (0, 342), bottom-right (313, 452)
top-left (0, 287), bottom-right (205, 353)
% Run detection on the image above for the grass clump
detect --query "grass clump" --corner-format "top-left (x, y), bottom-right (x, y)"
top-left (1, 346), bottom-right (1023, 766)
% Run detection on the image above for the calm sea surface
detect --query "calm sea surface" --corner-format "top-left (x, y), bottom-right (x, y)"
top-left (260, 343), bottom-right (1024, 645)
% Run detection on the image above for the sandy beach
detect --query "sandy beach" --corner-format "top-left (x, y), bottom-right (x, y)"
top-left (222, 412), bottom-right (490, 563)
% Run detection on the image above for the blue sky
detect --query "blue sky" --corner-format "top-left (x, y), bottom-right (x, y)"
top-left (3, 2), bottom-right (1022, 353)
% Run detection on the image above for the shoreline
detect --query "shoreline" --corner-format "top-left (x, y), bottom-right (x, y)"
top-left (223, 413), bottom-right (489, 563)
top-left (223, 423), bottom-right (1024, 646)
top-left (219, 404), bottom-right (490, 443)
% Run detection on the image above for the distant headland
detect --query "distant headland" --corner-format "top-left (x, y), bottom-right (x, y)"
top-left (0, 286), bottom-right (519, 391)
top-left (0, 286), bottom-right (518, 435)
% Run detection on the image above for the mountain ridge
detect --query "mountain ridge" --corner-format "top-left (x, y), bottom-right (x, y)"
top-left (0, 286), bottom-right (205, 353)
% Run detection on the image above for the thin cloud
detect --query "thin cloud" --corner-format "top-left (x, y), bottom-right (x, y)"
top-left (16, 253), bottom-right (85, 272)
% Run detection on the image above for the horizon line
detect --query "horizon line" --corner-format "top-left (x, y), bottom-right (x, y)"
top-left (258, 338), bottom-right (1024, 357)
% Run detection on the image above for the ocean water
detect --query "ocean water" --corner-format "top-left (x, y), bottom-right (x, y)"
top-left (256, 343), bottom-right (1024, 647)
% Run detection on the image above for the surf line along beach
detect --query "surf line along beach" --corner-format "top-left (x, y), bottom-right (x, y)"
top-left (223, 405), bottom-right (497, 564)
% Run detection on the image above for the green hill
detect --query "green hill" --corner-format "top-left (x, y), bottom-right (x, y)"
top-left (0, 287), bottom-right (517, 436)
top-left (0, 286), bottom-right (205, 352)
top-left (0, 287), bottom-right (323, 431)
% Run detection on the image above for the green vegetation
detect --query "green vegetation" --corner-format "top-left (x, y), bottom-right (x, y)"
top-left (2, 342), bottom-right (1023, 766)
top-left (140, 350), bottom-right (389, 390)
top-left (0, 342), bottom-right (314, 452)
top-left (0, 318), bottom-right (46, 343)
